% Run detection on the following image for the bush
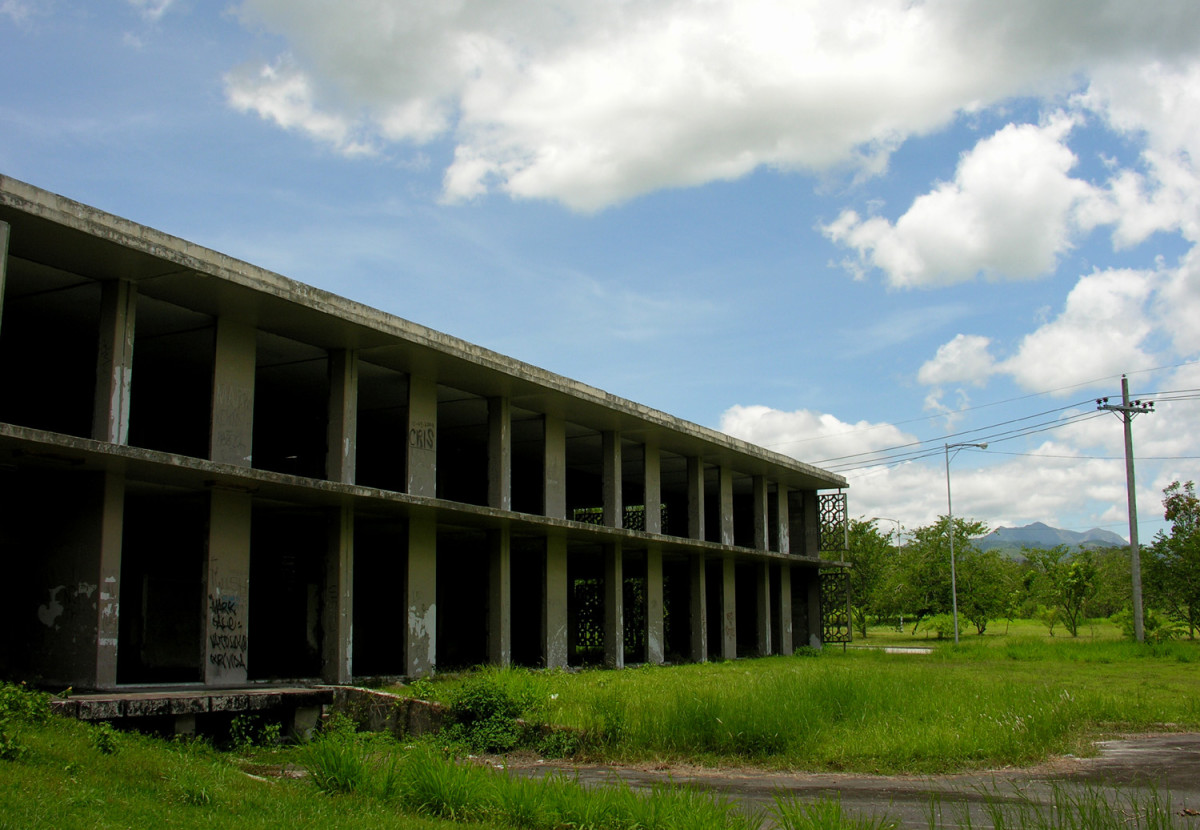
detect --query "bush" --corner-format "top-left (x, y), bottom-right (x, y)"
top-left (0, 681), bottom-right (51, 761)
top-left (446, 674), bottom-right (524, 754)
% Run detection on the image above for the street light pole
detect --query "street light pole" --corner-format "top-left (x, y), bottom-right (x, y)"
top-left (945, 442), bottom-right (988, 645)
top-left (872, 516), bottom-right (903, 556)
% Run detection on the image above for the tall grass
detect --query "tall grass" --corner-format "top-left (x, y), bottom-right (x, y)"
top-left (394, 638), bottom-right (1200, 772)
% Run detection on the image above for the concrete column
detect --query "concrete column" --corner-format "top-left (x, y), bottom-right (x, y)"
top-left (775, 485), bottom-right (791, 554)
top-left (756, 562), bottom-right (772, 656)
top-left (487, 527), bottom-right (512, 666)
top-left (752, 476), bottom-right (769, 550)
top-left (645, 545), bottom-right (665, 664)
top-left (94, 472), bottom-right (124, 690)
top-left (603, 542), bottom-right (624, 668)
top-left (720, 557), bottom-right (737, 660)
top-left (321, 504), bottom-right (354, 683)
top-left (326, 350), bottom-right (358, 484)
top-left (210, 317), bottom-right (256, 467)
top-left (92, 280), bottom-right (137, 445)
top-left (797, 491), bottom-right (820, 558)
top-left (406, 375), bottom-right (438, 497)
top-left (204, 488), bottom-right (251, 685)
top-left (688, 554), bottom-right (707, 663)
top-left (488, 397), bottom-right (512, 510)
top-left (806, 570), bottom-right (823, 649)
top-left (777, 565), bottom-right (794, 655)
top-left (643, 443), bottom-right (662, 534)
top-left (406, 513), bottom-right (437, 676)
top-left (543, 535), bottom-right (568, 668)
top-left (719, 466), bottom-right (734, 546)
top-left (543, 414), bottom-right (566, 519)
top-left (686, 456), bottom-right (704, 541)
top-left (602, 431), bottom-right (621, 528)
top-left (0, 221), bottom-right (8, 338)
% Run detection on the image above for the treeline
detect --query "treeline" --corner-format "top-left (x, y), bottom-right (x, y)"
top-left (833, 480), bottom-right (1200, 642)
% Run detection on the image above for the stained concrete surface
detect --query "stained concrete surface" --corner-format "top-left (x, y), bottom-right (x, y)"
top-left (496, 733), bottom-right (1200, 828)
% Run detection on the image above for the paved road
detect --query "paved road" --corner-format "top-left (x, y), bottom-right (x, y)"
top-left (497, 733), bottom-right (1200, 828)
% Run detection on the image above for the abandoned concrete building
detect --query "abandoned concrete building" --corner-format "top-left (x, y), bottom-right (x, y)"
top-left (0, 175), bottom-right (850, 697)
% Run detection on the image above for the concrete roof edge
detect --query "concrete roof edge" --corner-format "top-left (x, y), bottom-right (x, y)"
top-left (0, 174), bottom-right (847, 489)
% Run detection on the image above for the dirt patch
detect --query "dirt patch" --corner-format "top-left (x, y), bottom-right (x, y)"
top-left (490, 733), bottom-right (1200, 828)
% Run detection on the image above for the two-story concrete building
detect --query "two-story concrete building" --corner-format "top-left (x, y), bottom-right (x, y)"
top-left (0, 175), bottom-right (848, 694)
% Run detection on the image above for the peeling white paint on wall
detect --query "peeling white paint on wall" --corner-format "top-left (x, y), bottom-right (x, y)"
top-left (37, 586), bottom-right (65, 628)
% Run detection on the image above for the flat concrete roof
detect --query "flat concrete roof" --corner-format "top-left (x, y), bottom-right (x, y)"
top-left (0, 174), bottom-right (846, 492)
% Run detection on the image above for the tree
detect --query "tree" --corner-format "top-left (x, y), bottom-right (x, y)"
top-left (1024, 546), bottom-right (1097, 637)
top-left (878, 516), bottom-right (988, 633)
top-left (956, 549), bottom-right (1016, 635)
top-left (840, 517), bottom-right (896, 637)
top-left (1145, 481), bottom-right (1200, 638)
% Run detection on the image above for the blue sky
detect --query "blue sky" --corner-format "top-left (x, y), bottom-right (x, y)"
top-left (3, 0), bottom-right (1199, 543)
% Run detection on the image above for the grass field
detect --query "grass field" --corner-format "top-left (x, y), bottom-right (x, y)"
top-left (392, 627), bottom-right (1200, 773)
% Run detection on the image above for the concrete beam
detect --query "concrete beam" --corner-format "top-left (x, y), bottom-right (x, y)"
top-left (209, 317), bottom-right (256, 467)
top-left (720, 557), bottom-right (737, 660)
top-left (753, 476), bottom-right (769, 551)
top-left (326, 349), bottom-right (358, 484)
top-left (92, 280), bottom-right (137, 445)
top-left (406, 375), bottom-right (437, 498)
top-left (603, 543), bottom-right (624, 669)
top-left (686, 456), bottom-right (704, 541)
top-left (322, 504), bottom-right (354, 684)
top-left (406, 514), bottom-right (437, 677)
top-left (204, 488), bottom-right (251, 685)
top-left (688, 554), bottom-right (707, 663)
top-left (719, 466), bottom-right (734, 547)
top-left (645, 545), bottom-right (665, 664)
top-left (543, 535), bottom-right (568, 668)
top-left (543, 414), bottom-right (566, 519)
top-left (487, 397), bottom-right (512, 511)
top-left (643, 442), bottom-right (662, 535)
top-left (602, 431), bottom-right (621, 528)
top-left (487, 527), bottom-right (512, 667)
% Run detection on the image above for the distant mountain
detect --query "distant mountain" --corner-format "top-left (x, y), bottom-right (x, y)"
top-left (975, 522), bottom-right (1126, 555)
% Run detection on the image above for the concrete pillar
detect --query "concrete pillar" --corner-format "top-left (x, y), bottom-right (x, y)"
top-left (643, 443), bottom-right (662, 534)
top-left (326, 350), bottom-right (358, 484)
top-left (756, 562), bottom-right (772, 656)
top-left (543, 414), bottom-right (566, 519)
top-left (92, 280), bottom-right (137, 445)
top-left (752, 476), bottom-right (769, 550)
top-left (406, 513), bottom-right (437, 676)
top-left (718, 466), bottom-right (734, 546)
top-left (322, 504), bottom-right (354, 683)
top-left (688, 554), bottom-right (707, 663)
top-left (203, 488), bottom-right (251, 685)
top-left (775, 485), bottom-right (791, 554)
top-left (488, 397), bottom-right (512, 510)
top-left (210, 317), bottom-right (256, 467)
top-left (603, 543), bottom-right (624, 669)
top-left (487, 527), bottom-right (512, 666)
top-left (777, 565), bottom-right (794, 655)
top-left (806, 570), bottom-right (823, 649)
top-left (720, 557), bottom-right (737, 660)
top-left (645, 545), bottom-right (665, 664)
top-left (406, 375), bottom-right (437, 497)
top-left (686, 456), bottom-right (704, 541)
top-left (797, 491), bottom-right (820, 558)
top-left (94, 472), bottom-right (124, 690)
top-left (0, 221), bottom-right (8, 338)
top-left (602, 431), bottom-right (621, 528)
top-left (543, 535), bottom-right (568, 668)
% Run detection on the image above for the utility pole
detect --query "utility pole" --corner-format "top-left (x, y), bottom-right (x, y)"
top-left (1096, 375), bottom-right (1155, 643)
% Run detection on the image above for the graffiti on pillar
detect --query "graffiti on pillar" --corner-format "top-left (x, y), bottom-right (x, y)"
top-left (409, 421), bottom-right (436, 451)
top-left (208, 593), bottom-right (247, 670)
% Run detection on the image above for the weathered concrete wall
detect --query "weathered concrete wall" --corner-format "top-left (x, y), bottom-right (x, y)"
top-left (204, 489), bottom-right (251, 685)
top-left (406, 375), bottom-right (437, 498)
top-left (92, 280), bottom-right (136, 446)
top-left (406, 513), bottom-right (437, 677)
top-left (210, 317), bottom-right (256, 467)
